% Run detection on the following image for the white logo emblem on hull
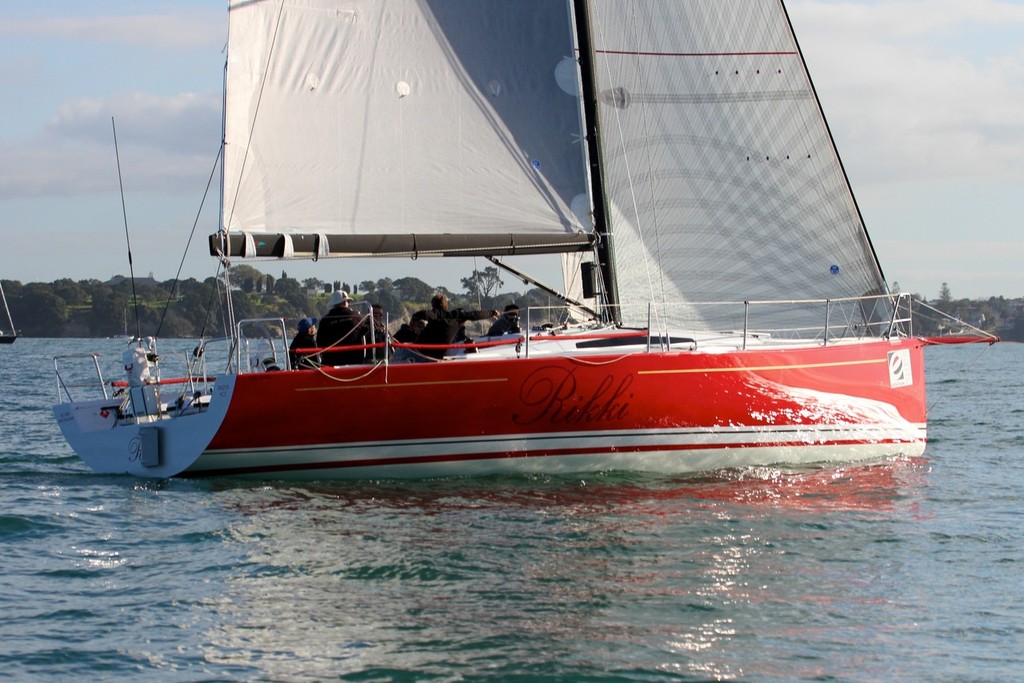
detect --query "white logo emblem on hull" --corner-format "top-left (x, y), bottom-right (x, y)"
top-left (888, 349), bottom-right (913, 388)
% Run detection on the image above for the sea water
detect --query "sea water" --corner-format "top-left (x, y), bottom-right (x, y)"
top-left (1, 338), bottom-right (1022, 682)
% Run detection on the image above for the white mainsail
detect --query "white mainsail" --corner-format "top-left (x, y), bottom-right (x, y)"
top-left (221, 0), bottom-right (592, 258)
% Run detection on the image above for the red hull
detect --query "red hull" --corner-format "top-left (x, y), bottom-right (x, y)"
top-left (186, 338), bottom-right (927, 478)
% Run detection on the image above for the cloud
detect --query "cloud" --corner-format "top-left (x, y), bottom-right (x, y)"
top-left (878, 239), bottom-right (1024, 298)
top-left (49, 91), bottom-right (221, 153)
top-left (0, 91), bottom-right (221, 200)
top-left (790, 0), bottom-right (1024, 188)
top-left (0, 11), bottom-right (222, 50)
top-left (0, 6), bottom-right (225, 200)
top-left (792, 0), bottom-right (1024, 38)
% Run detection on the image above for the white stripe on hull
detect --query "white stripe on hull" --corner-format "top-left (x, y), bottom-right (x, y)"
top-left (186, 423), bottom-right (927, 480)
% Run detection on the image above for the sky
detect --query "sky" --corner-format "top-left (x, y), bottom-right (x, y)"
top-left (2, 0), bottom-right (1023, 300)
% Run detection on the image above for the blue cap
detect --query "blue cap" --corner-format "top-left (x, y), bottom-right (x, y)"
top-left (297, 317), bottom-right (316, 334)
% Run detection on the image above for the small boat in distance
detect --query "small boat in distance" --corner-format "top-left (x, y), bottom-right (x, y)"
top-left (52, 0), bottom-right (994, 480)
top-left (0, 281), bottom-right (16, 344)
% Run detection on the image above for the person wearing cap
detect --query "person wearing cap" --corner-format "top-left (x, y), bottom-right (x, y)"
top-left (289, 317), bottom-right (319, 369)
top-left (316, 290), bottom-right (369, 365)
top-left (486, 303), bottom-right (521, 337)
top-left (418, 293), bottom-right (498, 360)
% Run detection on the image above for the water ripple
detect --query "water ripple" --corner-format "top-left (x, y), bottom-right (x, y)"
top-left (0, 340), bottom-right (1022, 680)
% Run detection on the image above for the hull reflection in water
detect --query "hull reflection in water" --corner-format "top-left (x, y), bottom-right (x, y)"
top-left (196, 459), bottom-right (925, 679)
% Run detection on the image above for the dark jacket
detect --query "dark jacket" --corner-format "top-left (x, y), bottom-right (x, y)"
top-left (289, 332), bottom-right (319, 368)
top-left (316, 306), bottom-right (368, 365)
top-left (486, 313), bottom-right (521, 337)
top-left (418, 307), bottom-right (495, 359)
top-left (393, 322), bottom-right (421, 344)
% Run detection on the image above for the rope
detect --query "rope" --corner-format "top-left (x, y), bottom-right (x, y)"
top-left (925, 340), bottom-right (996, 417)
top-left (312, 360), bottom-right (386, 383)
top-left (313, 312), bottom-right (376, 353)
top-left (566, 353), bottom-right (634, 367)
top-left (913, 298), bottom-right (999, 342)
top-left (156, 142), bottom-right (224, 338)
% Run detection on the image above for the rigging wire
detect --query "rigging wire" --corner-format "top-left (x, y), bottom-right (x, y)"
top-left (155, 143), bottom-right (225, 338)
top-left (623, 3), bottom-right (668, 321)
top-left (913, 298), bottom-right (999, 342)
top-left (111, 117), bottom-right (142, 340)
top-left (909, 297), bottom-right (999, 415)
top-left (925, 340), bottom-right (996, 417)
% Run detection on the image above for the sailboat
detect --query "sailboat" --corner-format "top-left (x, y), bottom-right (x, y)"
top-left (0, 282), bottom-right (16, 344)
top-left (52, 0), bottom-right (992, 479)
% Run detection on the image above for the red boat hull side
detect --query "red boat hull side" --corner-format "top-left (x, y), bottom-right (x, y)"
top-left (186, 338), bottom-right (927, 479)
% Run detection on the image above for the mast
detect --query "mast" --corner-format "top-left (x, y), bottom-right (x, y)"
top-left (1, 282), bottom-right (14, 333)
top-left (570, 0), bottom-right (619, 323)
top-left (218, 5), bottom-right (237, 337)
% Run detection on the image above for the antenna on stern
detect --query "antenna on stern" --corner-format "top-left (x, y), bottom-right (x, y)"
top-left (112, 117), bottom-right (142, 340)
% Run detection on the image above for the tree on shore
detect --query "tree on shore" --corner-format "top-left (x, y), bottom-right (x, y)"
top-left (3, 272), bottom-right (1019, 340)
top-left (461, 266), bottom-right (503, 299)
